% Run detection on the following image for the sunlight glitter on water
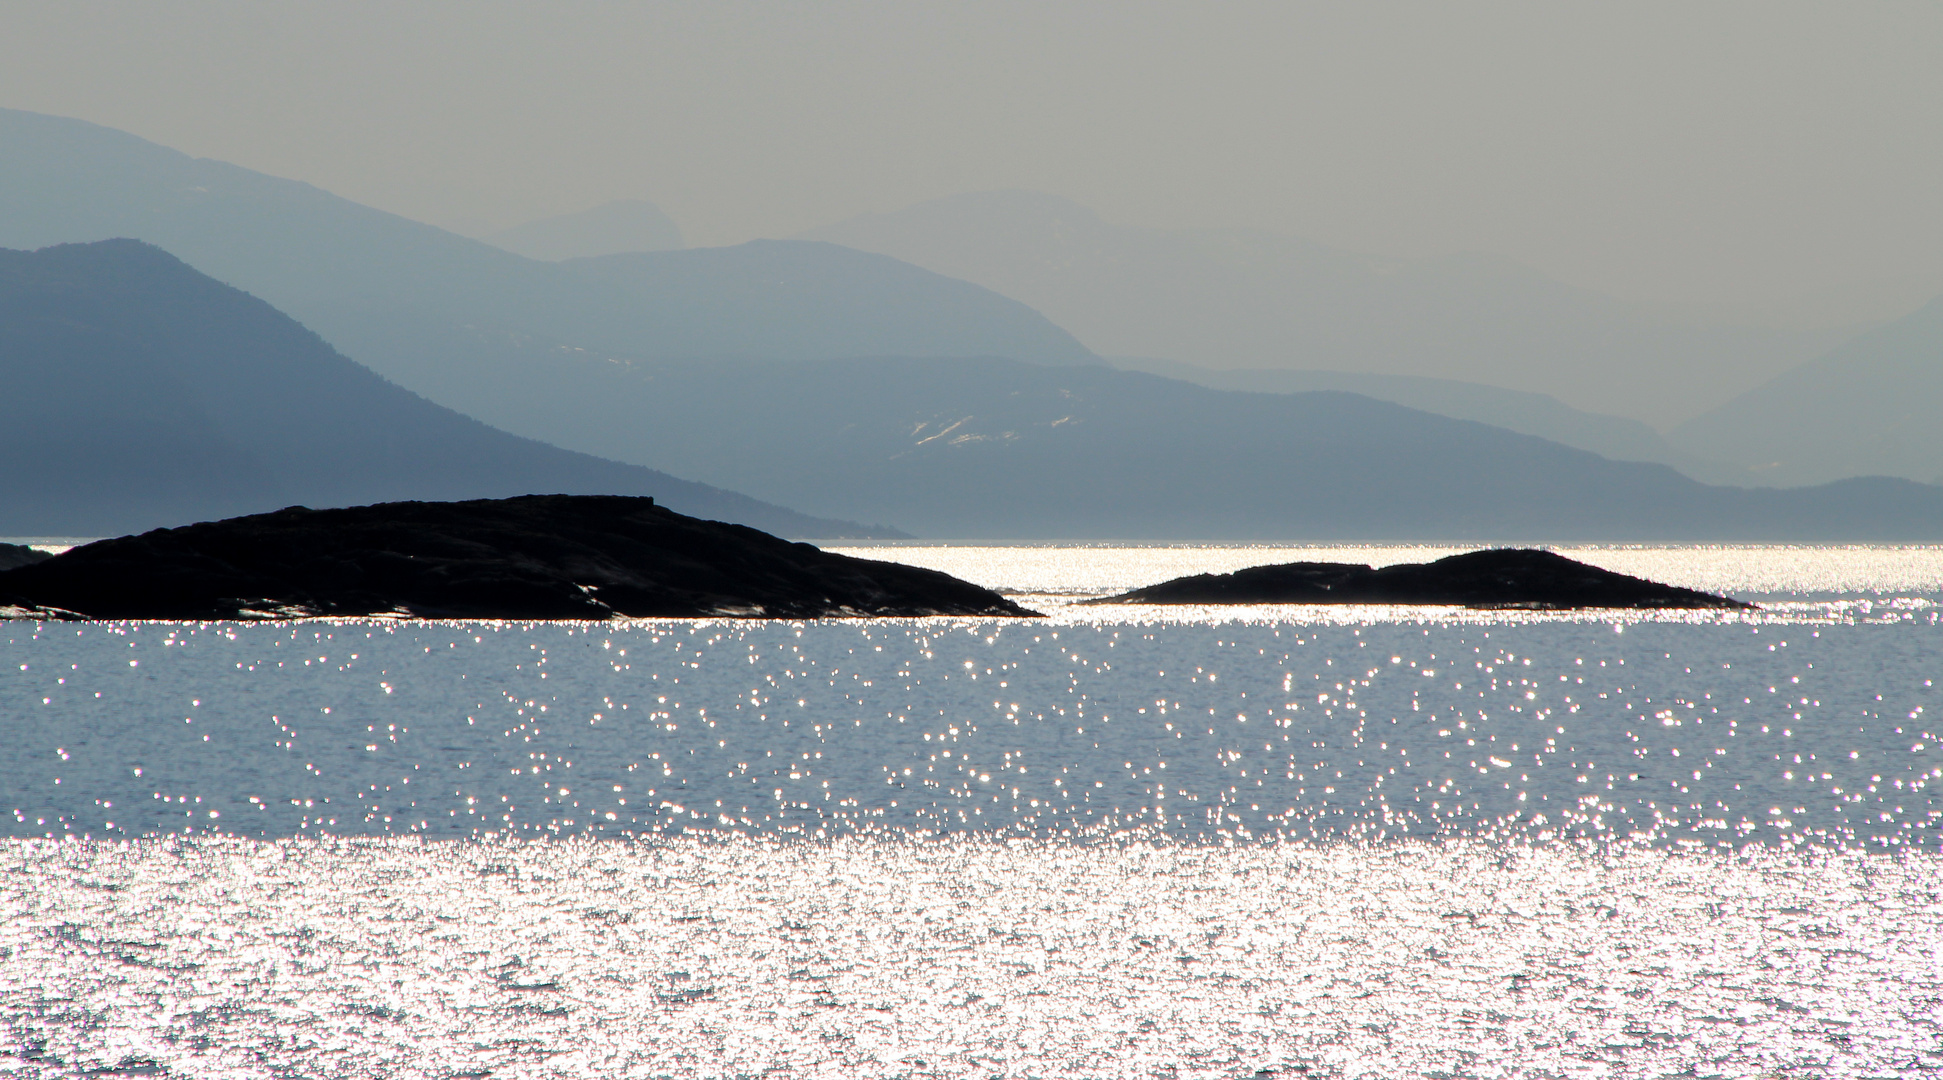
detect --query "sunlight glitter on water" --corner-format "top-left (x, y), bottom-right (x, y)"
top-left (4, 836), bottom-right (1939, 1078)
top-left (6, 614), bottom-right (1938, 847)
top-left (4, 545), bottom-right (1942, 1077)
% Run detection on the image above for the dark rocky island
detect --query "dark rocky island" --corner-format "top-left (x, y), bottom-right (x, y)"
top-left (0, 542), bottom-right (51, 572)
top-left (1082, 548), bottom-right (1753, 610)
top-left (0, 495), bottom-right (1038, 621)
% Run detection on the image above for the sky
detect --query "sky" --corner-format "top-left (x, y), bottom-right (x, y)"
top-left (3, 1), bottom-right (1941, 327)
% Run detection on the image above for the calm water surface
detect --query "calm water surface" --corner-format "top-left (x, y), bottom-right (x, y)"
top-left (3, 545), bottom-right (1940, 1077)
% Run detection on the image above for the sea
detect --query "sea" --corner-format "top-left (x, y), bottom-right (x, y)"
top-left (2, 543), bottom-right (1939, 1078)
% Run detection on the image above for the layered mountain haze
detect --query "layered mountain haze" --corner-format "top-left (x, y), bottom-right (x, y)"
top-left (0, 240), bottom-right (895, 539)
top-left (802, 190), bottom-right (1855, 427)
top-left (6, 108), bottom-right (1937, 544)
top-left (1669, 297), bottom-right (1943, 488)
top-left (0, 109), bottom-right (1092, 411)
top-left (326, 240), bottom-right (1096, 422)
top-left (1103, 357), bottom-right (1727, 479)
top-left (443, 351), bottom-right (1943, 541)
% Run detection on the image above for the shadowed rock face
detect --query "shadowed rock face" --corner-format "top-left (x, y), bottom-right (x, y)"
top-left (1082, 549), bottom-right (1753, 610)
top-left (0, 543), bottom-right (50, 572)
top-left (0, 495), bottom-right (1037, 621)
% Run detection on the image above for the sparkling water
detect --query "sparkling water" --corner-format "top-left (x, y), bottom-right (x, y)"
top-left (3, 546), bottom-right (1940, 1077)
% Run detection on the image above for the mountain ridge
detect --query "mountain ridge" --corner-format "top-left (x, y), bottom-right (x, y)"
top-left (426, 351), bottom-right (1943, 541)
top-left (802, 189), bottom-right (1855, 426)
top-left (0, 238), bottom-right (898, 539)
top-left (1670, 296), bottom-right (1943, 487)
top-left (1099, 356), bottom-right (1734, 479)
top-left (0, 108), bottom-right (1094, 410)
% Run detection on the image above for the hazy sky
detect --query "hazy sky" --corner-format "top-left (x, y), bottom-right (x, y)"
top-left (4, 1), bottom-right (1940, 325)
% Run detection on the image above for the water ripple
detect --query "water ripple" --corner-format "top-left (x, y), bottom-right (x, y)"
top-left (2, 837), bottom-right (1937, 1077)
top-left (3, 616), bottom-right (1936, 845)
top-left (4, 544), bottom-right (1940, 1075)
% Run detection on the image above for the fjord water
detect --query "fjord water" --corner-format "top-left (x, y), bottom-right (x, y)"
top-left (4, 546), bottom-right (1940, 1077)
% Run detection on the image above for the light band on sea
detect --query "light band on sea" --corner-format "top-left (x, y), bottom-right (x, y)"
top-left (5, 608), bottom-right (1936, 845)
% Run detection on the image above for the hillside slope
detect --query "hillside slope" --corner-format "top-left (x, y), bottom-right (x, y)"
top-left (1670, 296), bottom-right (1943, 487)
top-left (804, 190), bottom-right (1851, 426)
top-left (442, 351), bottom-right (1943, 541)
top-left (0, 109), bottom-right (1092, 413)
top-left (0, 240), bottom-right (896, 538)
top-left (1101, 357), bottom-right (1734, 478)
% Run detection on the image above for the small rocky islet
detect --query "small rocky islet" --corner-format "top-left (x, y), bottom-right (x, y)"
top-left (0, 494), bottom-right (1037, 620)
top-left (1083, 548), bottom-right (1753, 610)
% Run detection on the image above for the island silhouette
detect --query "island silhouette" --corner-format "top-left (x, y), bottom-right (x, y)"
top-left (0, 495), bottom-right (1034, 621)
top-left (1083, 549), bottom-right (1751, 610)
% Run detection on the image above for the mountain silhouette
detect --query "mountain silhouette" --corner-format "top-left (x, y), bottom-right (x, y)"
top-left (7, 110), bottom-right (1932, 541)
top-left (0, 109), bottom-right (1092, 416)
top-left (484, 199), bottom-right (685, 260)
top-left (1101, 356), bottom-right (1733, 479)
top-left (0, 239), bottom-right (897, 539)
top-left (432, 352), bottom-right (1943, 541)
top-left (1670, 295), bottom-right (1943, 487)
top-left (802, 189), bottom-right (1851, 427)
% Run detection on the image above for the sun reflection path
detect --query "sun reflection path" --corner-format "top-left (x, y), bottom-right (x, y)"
top-left (3, 836), bottom-right (1939, 1078)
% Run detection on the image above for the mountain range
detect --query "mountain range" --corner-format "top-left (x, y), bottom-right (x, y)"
top-left (805, 189), bottom-right (1943, 490)
top-left (418, 350), bottom-right (1943, 541)
top-left (6, 107), bottom-right (1943, 539)
top-left (1670, 297), bottom-right (1943, 487)
top-left (0, 108), bottom-right (1091, 420)
top-left (1100, 357), bottom-right (1720, 480)
top-left (0, 239), bottom-right (892, 539)
top-left (801, 189), bottom-right (1854, 427)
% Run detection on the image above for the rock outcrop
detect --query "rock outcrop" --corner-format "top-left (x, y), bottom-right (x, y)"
top-left (0, 495), bottom-right (1037, 620)
top-left (1082, 548), bottom-right (1752, 609)
top-left (0, 542), bottom-right (50, 572)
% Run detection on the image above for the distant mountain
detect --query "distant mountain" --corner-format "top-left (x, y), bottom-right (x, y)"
top-left (1101, 356), bottom-right (1737, 480)
top-left (324, 240), bottom-right (1099, 430)
top-left (1669, 296), bottom-right (1943, 487)
top-left (10, 110), bottom-right (1929, 540)
top-left (421, 350), bottom-right (1943, 541)
top-left (802, 190), bottom-right (1853, 426)
top-left (0, 240), bottom-right (897, 539)
top-left (484, 199), bottom-right (684, 260)
top-left (0, 110), bottom-right (1092, 412)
